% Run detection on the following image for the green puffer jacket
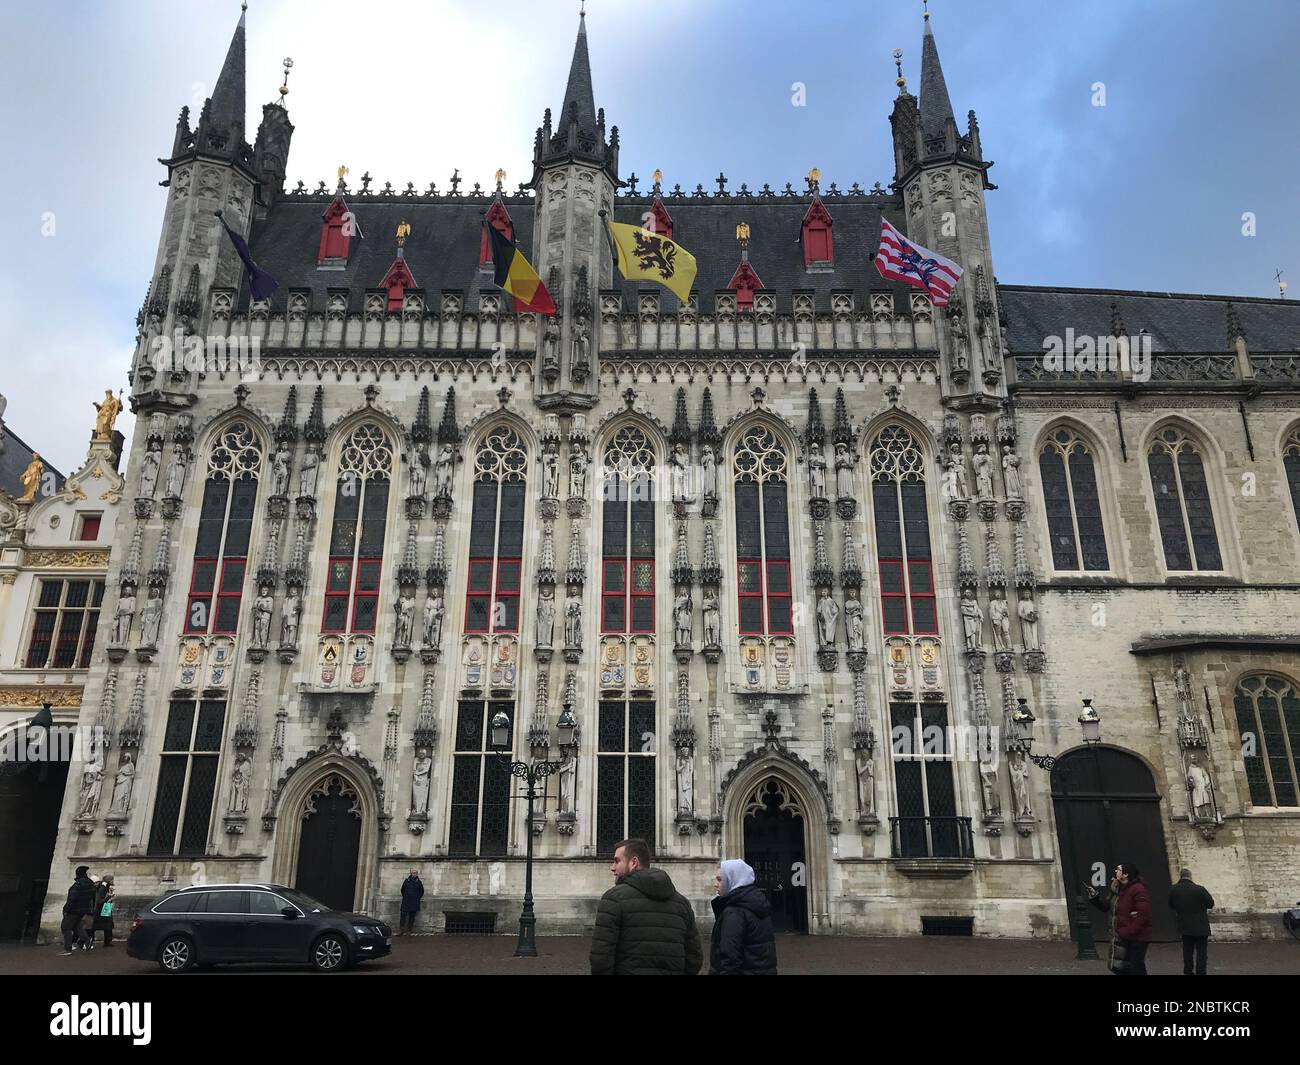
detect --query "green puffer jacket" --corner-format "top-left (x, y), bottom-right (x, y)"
top-left (589, 868), bottom-right (702, 976)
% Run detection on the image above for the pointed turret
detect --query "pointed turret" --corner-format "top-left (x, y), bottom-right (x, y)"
top-left (918, 9), bottom-right (956, 148)
top-left (254, 56), bottom-right (295, 206)
top-left (532, 10), bottom-right (619, 184)
top-left (561, 10), bottom-right (598, 143)
top-left (196, 6), bottom-right (249, 158)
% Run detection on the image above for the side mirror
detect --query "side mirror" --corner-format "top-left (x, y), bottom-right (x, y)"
top-left (281, 907), bottom-right (299, 919)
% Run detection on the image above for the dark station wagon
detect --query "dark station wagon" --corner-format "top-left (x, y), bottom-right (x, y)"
top-left (126, 883), bottom-right (391, 973)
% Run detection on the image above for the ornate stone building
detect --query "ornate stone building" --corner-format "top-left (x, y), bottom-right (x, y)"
top-left (37, 9), bottom-right (1300, 940)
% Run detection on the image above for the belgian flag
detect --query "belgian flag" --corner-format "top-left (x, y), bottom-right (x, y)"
top-left (487, 222), bottom-right (556, 316)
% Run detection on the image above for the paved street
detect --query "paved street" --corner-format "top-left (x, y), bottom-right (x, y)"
top-left (3, 935), bottom-right (1296, 976)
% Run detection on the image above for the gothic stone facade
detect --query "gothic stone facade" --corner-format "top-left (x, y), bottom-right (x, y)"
top-left (39, 11), bottom-right (1300, 939)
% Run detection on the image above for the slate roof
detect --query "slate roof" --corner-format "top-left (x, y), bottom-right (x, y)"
top-left (246, 192), bottom-right (916, 317)
top-left (0, 425), bottom-right (66, 500)
top-left (998, 285), bottom-right (1300, 355)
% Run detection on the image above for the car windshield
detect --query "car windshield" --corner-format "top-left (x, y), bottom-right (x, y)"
top-left (277, 888), bottom-right (332, 913)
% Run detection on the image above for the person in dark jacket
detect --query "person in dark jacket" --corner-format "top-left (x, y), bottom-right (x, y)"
top-left (92, 874), bottom-right (115, 947)
top-left (399, 869), bottom-right (424, 934)
top-left (1088, 862), bottom-right (1152, 974)
top-left (59, 866), bottom-right (95, 955)
top-left (1168, 867), bottom-right (1215, 975)
top-left (590, 839), bottom-right (702, 975)
top-left (709, 859), bottom-right (778, 975)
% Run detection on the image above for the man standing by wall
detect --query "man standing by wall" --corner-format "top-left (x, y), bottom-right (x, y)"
top-left (1168, 867), bottom-right (1215, 975)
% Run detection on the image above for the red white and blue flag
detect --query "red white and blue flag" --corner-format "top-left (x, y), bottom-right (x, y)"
top-left (873, 219), bottom-right (962, 307)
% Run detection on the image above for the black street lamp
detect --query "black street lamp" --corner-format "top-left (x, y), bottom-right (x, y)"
top-left (489, 704), bottom-right (576, 958)
top-left (1009, 697), bottom-right (1103, 962)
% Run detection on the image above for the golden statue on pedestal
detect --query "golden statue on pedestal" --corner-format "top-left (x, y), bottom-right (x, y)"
top-left (18, 453), bottom-right (44, 503)
top-left (93, 388), bottom-right (123, 440)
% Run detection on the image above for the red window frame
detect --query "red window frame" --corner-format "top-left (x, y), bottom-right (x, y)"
top-left (601, 559), bottom-right (655, 634)
top-left (737, 559), bottom-right (765, 635)
top-left (350, 556), bottom-right (383, 634)
top-left (464, 557), bottom-right (521, 635)
top-left (213, 558), bottom-right (247, 635)
top-left (877, 557), bottom-right (937, 637)
top-left (77, 514), bottom-right (102, 541)
top-left (764, 560), bottom-right (793, 635)
top-left (184, 559), bottom-right (217, 634)
top-left (184, 557), bottom-right (246, 635)
top-left (907, 560), bottom-right (937, 635)
top-left (322, 556), bottom-right (353, 634)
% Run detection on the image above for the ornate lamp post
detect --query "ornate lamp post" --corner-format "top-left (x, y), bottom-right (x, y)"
top-left (1008, 697), bottom-right (1103, 961)
top-left (490, 704), bottom-right (576, 957)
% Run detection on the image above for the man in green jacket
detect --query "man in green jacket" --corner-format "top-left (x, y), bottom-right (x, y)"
top-left (590, 839), bottom-right (702, 975)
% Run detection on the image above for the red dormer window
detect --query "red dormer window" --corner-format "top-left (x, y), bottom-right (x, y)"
top-left (379, 257), bottom-right (418, 311)
top-left (318, 195), bottom-right (356, 264)
top-left (643, 196), bottom-right (674, 239)
top-left (801, 198), bottom-right (834, 266)
top-left (479, 201), bottom-right (515, 265)
top-left (728, 260), bottom-right (764, 313)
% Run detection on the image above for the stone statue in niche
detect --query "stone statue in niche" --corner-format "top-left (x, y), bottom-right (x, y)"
top-left (558, 748), bottom-right (577, 813)
top-left (951, 318), bottom-right (970, 372)
top-left (572, 317), bottom-right (591, 375)
top-left (939, 450), bottom-right (960, 503)
top-left (971, 442), bottom-right (994, 501)
top-left (960, 588), bottom-right (983, 651)
top-left (673, 590), bottom-right (693, 646)
top-left (671, 443), bottom-right (692, 503)
top-left (541, 317), bottom-right (560, 375)
top-left (808, 442), bottom-right (828, 498)
top-left (271, 444), bottom-right (292, 497)
top-left (569, 444), bottom-right (587, 499)
top-left (988, 592), bottom-right (1011, 652)
top-left (408, 442), bottom-right (429, 498)
top-left (139, 590), bottom-right (163, 647)
top-left (541, 440), bottom-right (560, 499)
top-left (299, 447), bottom-right (320, 497)
top-left (1017, 591), bottom-right (1040, 651)
top-left (77, 754), bottom-right (103, 818)
top-left (844, 595), bottom-right (866, 652)
top-left (108, 753), bottom-right (135, 816)
top-left (948, 442), bottom-right (969, 499)
top-left (1187, 755), bottom-right (1216, 820)
top-left (280, 588), bottom-right (302, 646)
top-left (979, 757), bottom-right (1001, 817)
top-left (423, 592), bottom-right (444, 648)
top-left (434, 444), bottom-right (456, 499)
top-left (816, 592), bottom-right (839, 648)
top-left (675, 747), bottom-right (695, 816)
top-left (702, 590), bottom-right (721, 647)
top-left (564, 597), bottom-right (583, 649)
top-left (252, 586), bottom-right (274, 648)
top-left (834, 442), bottom-right (854, 499)
top-left (855, 747), bottom-right (875, 815)
top-left (394, 590), bottom-right (415, 646)
top-left (164, 444), bottom-right (187, 498)
top-left (1002, 445), bottom-right (1022, 499)
top-left (537, 591), bottom-right (555, 648)
top-left (139, 441), bottom-right (161, 499)
top-left (411, 748), bottom-right (433, 814)
top-left (1008, 750), bottom-right (1031, 818)
top-left (112, 590), bottom-right (135, 645)
top-left (230, 753), bottom-right (252, 814)
top-left (701, 444), bottom-right (718, 503)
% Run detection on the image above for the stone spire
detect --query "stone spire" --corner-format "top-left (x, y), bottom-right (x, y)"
top-left (532, 9), bottom-right (618, 182)
top-left (304, 386), bottom-right (326, 444)
top-left (412, 386), bottom-right (433, 444)
top-left (805, 388), bottom-right (826, 449)
top-left (200, 6), bottom-right (248, 155)
top-left (560, 10), bottom-right (598, 145)
top-left (276, 386), bottom-right (298, 444)
top-left (919, 7), bottom-right (956, 145)
top-left (670, 387), bottom-right (692, 445)
top-left (438, 387), bottom-right (461, 445)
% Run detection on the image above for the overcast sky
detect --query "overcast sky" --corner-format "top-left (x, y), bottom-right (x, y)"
top-left (2, 0), bottom-right (1297, 474)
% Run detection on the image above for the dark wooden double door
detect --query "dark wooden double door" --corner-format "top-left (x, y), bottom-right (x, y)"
top-left (743, 779), bottom-right (809, 934)
top-left (295, 777), bottom-right (361, 912)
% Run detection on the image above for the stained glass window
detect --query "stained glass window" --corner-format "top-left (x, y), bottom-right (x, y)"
top-left (1039, 427), bottom-right (1110, 571)
top-left (733, 426), bottom-right (792, 635)
top-left (147, 698), bottom-right (227, 856)
top-left (465, 426), bottom-right (527, 634)
top-left (1233, 675), bottom-right (1300, 808)
top-left (869, 426), bottom-right (937, 635)
top-left (1148, 428), bottom-right (1222, 572)
top-left (596, 700), bottom-right (656, 854)
top-left (448, 700), bottom-right (514, 856)
top-left (601, 427), bottom-right (656, 633)
top-left (323, 423), bottom-right (394, 633)
top-left (24, 578), bottom-right (105, 668)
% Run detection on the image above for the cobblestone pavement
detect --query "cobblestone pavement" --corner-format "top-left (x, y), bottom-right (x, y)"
top-left (2, 935), bottom-right (1297, 975)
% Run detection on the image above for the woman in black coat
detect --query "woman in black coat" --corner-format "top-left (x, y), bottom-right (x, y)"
top-left (709, 860), bottom-right (778, 975)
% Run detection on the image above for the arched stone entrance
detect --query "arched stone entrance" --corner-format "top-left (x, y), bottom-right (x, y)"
top-left (270, 754), bottom-right (382, 914)
top-left (1050, 745), bottom-right (1176, 942)
top-left (721, 751), bottom-right (835, 934)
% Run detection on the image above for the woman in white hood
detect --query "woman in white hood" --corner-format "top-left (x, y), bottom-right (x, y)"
top-left (709, 859), bottom-right (778, 975)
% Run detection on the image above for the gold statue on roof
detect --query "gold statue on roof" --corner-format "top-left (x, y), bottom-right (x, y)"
top-left (735, 222), bottom-right (750, 247)
top-left (18, 453), bottom-right (44, 504)
top-left (93, 388), bottom-right (123, 440)
top-left (396, 220), bottom-right (411, 246)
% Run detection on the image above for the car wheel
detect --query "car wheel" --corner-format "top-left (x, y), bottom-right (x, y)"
top-left (158, 935), bottom-right (195, 973)
top-left (311, 934), bottom-right (348, 972)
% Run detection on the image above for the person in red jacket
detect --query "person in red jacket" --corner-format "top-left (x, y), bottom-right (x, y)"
top-left (1089, 862), bottom-right (1153, 974)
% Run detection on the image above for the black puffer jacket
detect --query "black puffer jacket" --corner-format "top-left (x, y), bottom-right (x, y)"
top-left (710, 884), bottom-right (778, 975)
top-left (590, 868), bottom-right (702, 975)
top-left (63, 874), bottom-right (96, 917)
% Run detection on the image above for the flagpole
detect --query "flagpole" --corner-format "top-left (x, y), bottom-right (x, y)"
top-left (597, 209), bottom-right (621, 276)
top-left (213, 210), bottom-right (251, 311)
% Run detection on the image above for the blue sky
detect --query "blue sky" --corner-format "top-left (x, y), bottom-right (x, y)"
top-left (2, 0), bottom-right (1297, 473)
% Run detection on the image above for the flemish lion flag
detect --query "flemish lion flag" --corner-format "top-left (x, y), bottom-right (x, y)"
top-left (607, 221), bottom-right (698, 304)
top-left (487, 222), bottom-right (556, 315)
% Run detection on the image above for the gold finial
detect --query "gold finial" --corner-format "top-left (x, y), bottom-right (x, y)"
top-left (1276, 268), bottom-right (1288, 298)
top-left (337, 164), bottom-right (348, 187)
top-left (495, 168), bottom-right (506, 190)
top-left (735, 222), bottom-right (750, 248)
top-left (652, 168), bottom-right (663, 188)
top-left (923, 0), bottom-right (930, 21)
top-left (279, 56), bottom-right (293, 99)
top-left (396, 220), bottom-right (411, 246)
top-left (807, 167), bottom-right (821, 188)
top-left (894, 48), bottom-right (907, 91)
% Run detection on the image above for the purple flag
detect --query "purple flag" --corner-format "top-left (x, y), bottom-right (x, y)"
top-left (215, 212), bottom-right (279, 301)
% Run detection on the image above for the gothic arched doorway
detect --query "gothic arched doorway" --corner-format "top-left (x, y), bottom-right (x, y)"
top-left (742, 778), bottom-right (809, 934)
top-left (294, 774), bottom-right (362, 913)
top-left (1050, 746), bottom-right (1176, 942)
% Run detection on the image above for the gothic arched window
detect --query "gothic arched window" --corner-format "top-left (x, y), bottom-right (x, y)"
top-left (1283, 428), bottom-right (1300, 532)
top-left (323, 423), bottom-right (394, 633)
top-left (1233, 674), bottom-right (1300, 807)
top-left (184, 421), bottom-right (262, 634)
top-left (1148, 427), bottom-right (1222, 571)
top-left (1039, 427), bottom-right (1109, 571)
top-left (465, 426), bottom-right (527, 633)
top-left (869, 426), bottom-right (936, 635)
top-left (733, 425), bottom-right (792, 635)
top-left (601, 427), bottom-right (656, 633)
